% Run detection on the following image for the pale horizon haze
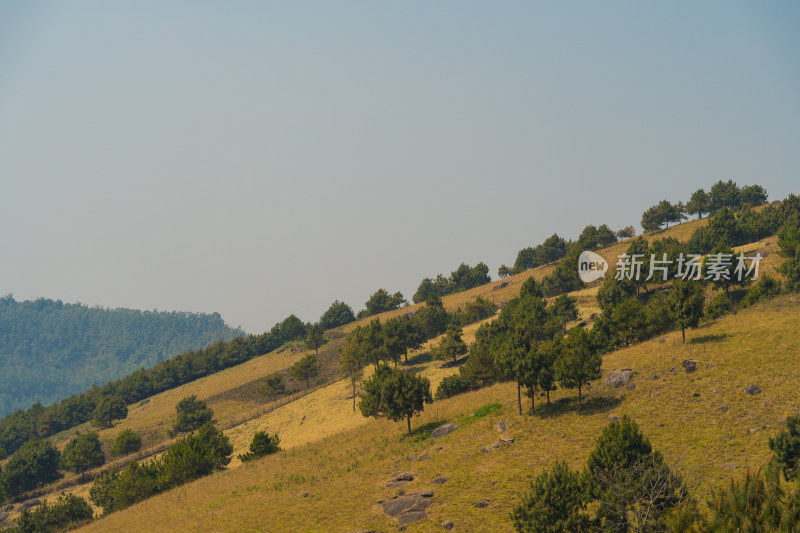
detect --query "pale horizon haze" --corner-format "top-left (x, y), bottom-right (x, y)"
top-left (2, 2), bottom-right (799, 332)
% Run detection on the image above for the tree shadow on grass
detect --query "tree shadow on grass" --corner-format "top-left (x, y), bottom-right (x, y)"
top-left (400, 420), bottom-right (446, 442)
top-left (689, 333), bottom-right (729, 344)
top-left (535, 395), bottom-right (622, 418)
top-left (439, 356), bottom-right (468, 369)
top-left (404, 351), bottom-right (432, 366)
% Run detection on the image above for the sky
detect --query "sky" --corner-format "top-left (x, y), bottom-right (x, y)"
top-left (1, 2), bottom-right (799, 333)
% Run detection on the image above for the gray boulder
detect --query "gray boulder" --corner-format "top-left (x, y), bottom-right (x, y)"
top-left (604, 369), bottom-right (633, 388)
top-left (682, 360), bottom-right (697, 373)
top-left (431, 423), bottom-right (458, 438)
top-left (745, 384), bottom-right (762, 395)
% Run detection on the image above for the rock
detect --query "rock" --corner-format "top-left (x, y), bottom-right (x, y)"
top-left (421, 490), bottom-right (434, 498)
top-left (490, 442), bottom-right (500, 449)
top-left (608, 415), bottom-right (619, 422)
top-left (3, 506), bottom-right (10, 512)
top-left (416, 452), bottom-right (429, 461)
top-left (748, 428), bottom-right (760, 435)
top-left (481, 448), bottom-right (489, 453)
top-left (0, 512), bottom-right (8, 524)
top-left (496, 420), bottom-right (507, 432)
top-left (499, 437), bottom-right (515, 445)
top-left (431, 423), bottom-right (458, 438)
top-left (745, 384), bottom-right (762, 395)
top-left (435, 446), bottom-right (443, 451)
top-left (298, 492), bottom-right (309, 498)
top-left (397, 527), bottom-right (407, 531)
top-left (651, 375), bottom-right (660, 380)
top-left (398, 511), bottom-right (427, 524)
top-left (719, 406), bottom-right (729, 413)
top-left (475, 499), bottom-right (490, 508)
top-left (692, 392), bottom-right (700, 398)
top-left (442, 520), bottom-right (454, 530)
top-left (604, 369), bottom-right (633, 388)
top-left (382, 495), bottom-right (422, 517)
top-left (432, 476), bottom-right (448, 484)
top-left (707, 364), bottom-right (716, 370)
top-left (682, 360), bottom-right (697, 373)
top-left (394, 473), bottom-right (414, 482)
top-left (669, 367), bottom-right (677, 374)
top-left (627, 383), bottom-right (636, 391)
top-left (20, 499), bottom-right (40, 510)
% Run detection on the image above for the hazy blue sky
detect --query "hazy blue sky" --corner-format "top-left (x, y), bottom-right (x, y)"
top-left (2, 2), bottom-right (799, 332)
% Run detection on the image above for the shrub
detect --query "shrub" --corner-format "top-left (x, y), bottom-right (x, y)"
top-left (259, 373), bottom-right (286, 399)
top-left (740, 274), bottom-right (782, 308)
top-left (172, 395), bottom-right (213, 434)
top-left (15, 493), bottom-right (94, 532)
top-left (434, 375), bottom-right (474, 400)
top-left (61, 431), bottom-right (105, 474)
top-left (239, 432), bottom-right (280, 462)
top-left (704, 293), bottom-right (732, 320)
top-left (769, 415), bottom-right (800, 481)
top-left (158, 422), bottom-right (232, 488)
top-left (3, 437), bottom-right (62, 498)
top-left (92, 396), bottom-right (128, 428)
top-left (110, 429), bottom-right (142, 457)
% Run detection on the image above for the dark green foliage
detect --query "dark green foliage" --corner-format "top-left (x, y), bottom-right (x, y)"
top-left (2, 438), bottom-right (62, 498)
top-left (740, 274), bottom-right (782, 308)
top-left (339, 334), bottom-right (365, 412)
top-left (508, 233), bottom-right (568, 275)
top-left (709, 179), bottom-right (742, 213)
top-left (110, 429), bottom-right (142, 457)
top-left (511, 461), bottom-right (592, 533)
top-left (14, 493), bottom-right (93, 533)
top-left (382, 315), bottom-right (423, 365)
top-left (290, 353), bottom-right (319, 389)
top-left (778, 224), bottom-right (800, 291)
top-left (434, 375), bottom-right (475, 400)
top-left (769, 415), bottom-right (800, 481)
top-left (61, 432), bottom-right (105, 474)
top-left (361, 288), bottom-right (406, 317)
top-left (459, 337), bottom-right (501, 388)
top-left (452, 296), bottom-right (496, 326)
top-left (707, 462), bottom-right (799, 532)
top-left (668, 280), bottom-right (705, 343)
top-left (157, 422), bottom-right (232, 488)
top-left (555, 328), bottom-right (601, 410)
top-left (550, 294), bottom-right (579, 332)
top-left (238, 431), bottom-right (280, 462)
top-left (587, 415), bottom-right (653, 478)
top-left (431, 324), bottom-right (468, 363)
top-left (413, 263), bottom-right (491, 302)
top-left (259, 372), bottom-right (286, 399)
top-left (541, 245), bottom-right (584, 297)
top-left (641, 200), bottom-right (684, 232)
top-left (358, 364), bottom-right (432, 435)
top-left (597, 276), bottom-right (637, 314)
top-left (305, 323), bottom-right (325, 354)
top-left (686, 188), bottom-right (710, 219)
top-left (704, 293), bottom-right (733, 320)
top-left (90, 423), bottom-right (231, 515)
top-left (0, 295), bottom-right (243, 420)
top-left (173, 395), bottom-right (213, 434)
top-left (414, 296), bottom-right (450, 339)
top-left (276, 314), bottom-right (307, 342)
top-left (319, 300), bottom-right (356, 330)
top-left (616, 226), bottom-right (636, 239)
top-left (92, 396), bottom-right (127, 428)
top-left (0, 310), bottom-right (308, 459)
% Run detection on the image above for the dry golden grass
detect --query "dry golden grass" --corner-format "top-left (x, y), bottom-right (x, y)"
top-left (74, 291), bottom-right (800, 533)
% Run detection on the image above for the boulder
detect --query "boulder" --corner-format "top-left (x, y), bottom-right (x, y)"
top-left (431, 423), bottom-right (458, 439)
top-left (474, 499), bottom-right (490, 508)
top-left (432, 476), bottom-right (448, 484)
top-left (496, 420), bottom-right (507, 432)
top-left (20, 499), bottom-right (40, 510)
top-left (398, 511), bottom-right (427, 524)
top-left (719, 406), bottom-right (729, 413)
top-left (604, 369), bottom-right (633, 388)
top-left (692, 392), bottom-right (700, 398)
top-left (442, 521), bottom-right (454, 530)
top-left (682, 360), bottom-right (697, 373)
top-left (394, 473), bottom-right (414, 482)
top-left (745, 384), bottom-right (762, 395)
top-left (382, 495), bottom-right (421, 517)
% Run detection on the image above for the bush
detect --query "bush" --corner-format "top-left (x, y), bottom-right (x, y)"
top-left (2, 437), bottom-right (62, 498)
top-left (239, 432), bottom-right (280, 462)
top-left (15, 493), bottom-right (94, 532)
top-left (740, 274), bottom-right (782, 308)
top-left (434, 375), bottom-right (474, 400)
top-left (172, 395), bottom-right (213, 434)
top-left (769, 415), bottom-right (800, 481)
top-left (704, 293), bottom-right (733, 320)
top-left (61, 431), bottom-right (105, 474)
top-left (110, 429), bottom-right (142, 457)
top-left (92, 396), bottom-right (128, 428)
top-left (259, 373), bottom-right (286, 399)
top-left (158, 422), bottom-right (232, 488)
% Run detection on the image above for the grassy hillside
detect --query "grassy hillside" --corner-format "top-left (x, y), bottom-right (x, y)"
top-left (72, 291), bottom-right (800, 532)
top-left (0, 297), bottom-right (244, 417)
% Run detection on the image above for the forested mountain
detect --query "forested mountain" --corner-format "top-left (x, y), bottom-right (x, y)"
top-left (0, 296), bottom-right (244, 417)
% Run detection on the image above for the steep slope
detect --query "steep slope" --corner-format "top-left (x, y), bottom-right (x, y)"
top-left (74, 292), bottom-right (800, 532)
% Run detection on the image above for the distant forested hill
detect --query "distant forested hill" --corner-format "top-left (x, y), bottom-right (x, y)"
top-left (0, 295), bottom-right (245, 417)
